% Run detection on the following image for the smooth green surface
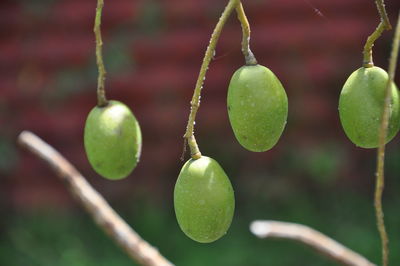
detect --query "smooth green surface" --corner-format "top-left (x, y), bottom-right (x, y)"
top-left (339, 66), bottom-right (400, 148)
top-left (174, 156), bottom-right (235, 243)
top-left (84, 100), bottom-right (142, 180)
top-left (227, 64), bottom-right (288, 152)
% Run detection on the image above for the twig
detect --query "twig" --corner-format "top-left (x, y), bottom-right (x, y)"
top-left (375, 12), bottom-right (400, 266)
top-left (17, 131), bottom-right (173, 266)
top-left (235, 2), bottom-right (257, 65)
top-left (362, 0), bottom-right (392, 67)
top-left (250, 220), bottom-right (376, 266)
top-left (94, 0), bottom-right (108, 107)
top-left (363, 22), bottom-right (386, 67)
top-left (183, 0), bottom-right (240, 159)
top-left (181, 0), bottom-right (258, 160)
top-left (375, 0), bottom-right (392, 30)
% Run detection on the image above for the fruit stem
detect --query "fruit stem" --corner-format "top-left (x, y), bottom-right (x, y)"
top-left (236, 2), bottom-right (258, 66)
top-left (375, 0), bottom-right (392, 30)
top-left (375, 11), bottom-right (400, 266)
top-left (363, 22), bottom-right (386, 67)
top-left (94, 0), bottom-right (108, 107)
top-left (183, 0), bottom-right (240, 159)
top-left (362, 0), bottom-right (392, 68)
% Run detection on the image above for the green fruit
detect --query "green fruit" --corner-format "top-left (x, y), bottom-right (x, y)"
top-left (84, 100), bottom-right (142, 180)
top-left (339, 66), bottom-right (400, 148)
top-left (227, 64), bottom-right (288, 152)
top-left (174, 156), bottom-right (235, 243)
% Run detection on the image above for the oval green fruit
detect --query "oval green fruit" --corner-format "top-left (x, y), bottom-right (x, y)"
top-left (84, 100), bottom-right (142, 180)
top-left (339, 66), bottom-right (400, 148)
top-left (227, 64), bottom-right (288, 152)
top-left (174, 156), bottom-right (235, 243)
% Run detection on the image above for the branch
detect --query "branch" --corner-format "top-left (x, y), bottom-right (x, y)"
top-left (250, 220), bottom-right (376, 266)
top-left (375, 11), bottom-right (400, 266)
top-left (17, 131), bottom-right (173, 266)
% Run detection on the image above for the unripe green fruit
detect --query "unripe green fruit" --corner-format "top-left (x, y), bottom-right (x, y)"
top-left (84, 100), bottom-right (142, 180)
top-left (174, 156), bottom-right (235, 243)
top-left (227, 64), bottom-right (288, 152)
top-left (339, 66), bottom-right (400, 148)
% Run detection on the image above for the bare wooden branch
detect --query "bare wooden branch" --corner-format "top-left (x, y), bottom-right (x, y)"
top-left (250, 220), bottom-right (375, 266)
top-left (17, 131), bottom-right (173, 266)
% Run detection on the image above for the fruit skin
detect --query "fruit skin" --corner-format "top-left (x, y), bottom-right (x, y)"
top-left (84, 100), bottom-right (142, 180)
top-left (227, 64), bottom-right (288, 152)
top-left (174, 156), bottom-right (235, 243)
top-left (339, 66), bottom-right (400, 148)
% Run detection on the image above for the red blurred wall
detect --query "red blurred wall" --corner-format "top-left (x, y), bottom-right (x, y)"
top-left (1, 0), bottom-right (400, 210)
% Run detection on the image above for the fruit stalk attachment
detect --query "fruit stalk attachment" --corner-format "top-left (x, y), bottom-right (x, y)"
top-left (362, 0), bottom-right (392, 67)
top-left (236, 2), bottom-right (257, 65)
top-left (375, 12), bottom-right (400, 266)
top-left (94, 0), bottom-right (108, 107)
top-left (183, 0), bottom-right (240, 159)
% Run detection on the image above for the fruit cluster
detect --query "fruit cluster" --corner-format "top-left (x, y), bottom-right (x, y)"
top-left (174, 62), bottom-right (289, 243)
top-left (82, 0), bottom-right (398, 245)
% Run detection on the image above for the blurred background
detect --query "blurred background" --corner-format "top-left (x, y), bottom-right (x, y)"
top-left (1, 0), bottom-right (400, 265)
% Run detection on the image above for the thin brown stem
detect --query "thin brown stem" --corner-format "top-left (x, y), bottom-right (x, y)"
top-left (235, 2), bottom-right (257, 65)
top-left (250, 220), bottom-right (376, 266)
top-left (375, 12), bottom-right (400, 266)
top-left (94, 0), bottom-right (108, 107)
top-left (18, 131), bottom-right (173, 266)
top-left (183, 0), bottom-right (239, 159)
top-left (362, 0), bottom-right (392, 67)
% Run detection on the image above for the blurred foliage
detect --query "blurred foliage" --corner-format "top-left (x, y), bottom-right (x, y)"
top-left (136, 0), bottom-right (164, 35)
top-left (1, 188), bottom-right (400, 266)
top-left (0, 137), bottom-right (18, 175)
top-left (20, 0), bottom-right (56, 17)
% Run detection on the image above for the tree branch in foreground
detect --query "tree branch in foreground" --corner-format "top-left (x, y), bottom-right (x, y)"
top-left (250, 220), bottom-right (375, 266)
top-left (17, 131), bottom-right (173, 266)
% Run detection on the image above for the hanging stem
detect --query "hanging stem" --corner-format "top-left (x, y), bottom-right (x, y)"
top-left (362, 0), bottom-right (392, 67)
top-left (94, 0), bottom-right (108, 107)
top-left (375, 0), bottom-right (392, 30)
top-left (236, 2), bottom-right (257, 65)
top-left (183, 0), bottom-right (240, 159)
top-left (363, 22), bottom-right (386, 67)
top-left (375, 12), bottom-right (400, 266)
